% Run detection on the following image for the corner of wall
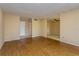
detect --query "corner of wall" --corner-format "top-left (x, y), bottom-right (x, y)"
top-left (0, 8), bottom-right (4, 49)
top-left (0, 41), bottom-right (4, 49)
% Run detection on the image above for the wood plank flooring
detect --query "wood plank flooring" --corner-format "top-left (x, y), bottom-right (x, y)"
top-left (0, 37), bottom-right (79, 56)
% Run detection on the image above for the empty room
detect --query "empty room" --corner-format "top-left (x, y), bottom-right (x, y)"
top-left (0, 3), bottom-right (79, 56)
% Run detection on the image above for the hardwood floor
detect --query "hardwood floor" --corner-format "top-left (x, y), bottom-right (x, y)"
top-left (0, 37), bottom-right (79, 56)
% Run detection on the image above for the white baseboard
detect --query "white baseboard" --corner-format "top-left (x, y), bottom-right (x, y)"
top-left (20, 36), bottom-right (27, 39)
top-left (32, 35), bottom-right (41, 37)
top-left (60, 40), bottom-right (79, 47)
top-left (0, 41), bottom-right (4, 49)
top-left (4, 37), bottom-right (20, 42)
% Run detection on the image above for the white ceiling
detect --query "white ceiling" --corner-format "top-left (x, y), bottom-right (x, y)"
top-left (0, 3), bottom-right (79, 18)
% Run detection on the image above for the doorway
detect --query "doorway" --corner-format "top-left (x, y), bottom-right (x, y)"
top-left (47, 18), bottom-right (60, 41)
top-left (20, 17), bottom-right (32, 39)
top-left (20, 17), bottom-right (26, 39)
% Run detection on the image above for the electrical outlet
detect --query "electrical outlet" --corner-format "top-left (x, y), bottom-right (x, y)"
top-left (60, 36), bottom-right (64, 38)
top-left (62, 36), bottom-right (64, 38)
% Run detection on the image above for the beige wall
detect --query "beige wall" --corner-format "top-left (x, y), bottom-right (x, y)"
top-left (41, 19), bottom-right (48, 37)
top-left (4, 13), bottom-right (20, 41)
top-left (51, 20), bottom-right (60, 35)
top-left (47, 20), bottom-right (60, 36)
top-left (47, 20), bottom-right (54, 35)
top-left (0, 9), bottom-right (4, 49)
top-left (60, 9), bottom-right (79, 46)
top-left (47, 20), bottom-right (51, 35)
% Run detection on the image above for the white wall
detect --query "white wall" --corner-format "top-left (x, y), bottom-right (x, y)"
top-left (32, 18), bottom-right (48, 37)
top-left (4, 13), bottom-right (20, 41)
top-left (0, 9), bottom-right (4, 49)
top-left (60, 9), bottom-right (79, 46)
top-left (32, 19), bottom-right (41, 37)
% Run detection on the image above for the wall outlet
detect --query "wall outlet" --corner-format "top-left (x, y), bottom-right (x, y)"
top-left (60, 36), bottom-right (64, 38)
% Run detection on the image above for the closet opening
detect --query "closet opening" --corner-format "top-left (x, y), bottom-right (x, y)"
top-left (47, 18), bottom-right (60, 41)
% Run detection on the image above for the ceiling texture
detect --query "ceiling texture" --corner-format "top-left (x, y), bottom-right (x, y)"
top-left (0, 3), bottom-right (79, 18)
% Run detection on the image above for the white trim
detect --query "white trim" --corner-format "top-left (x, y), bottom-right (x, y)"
top-left (0, 41), bottom-right (4, 49)
top-left (60, 39), bottom-right (79, 47)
